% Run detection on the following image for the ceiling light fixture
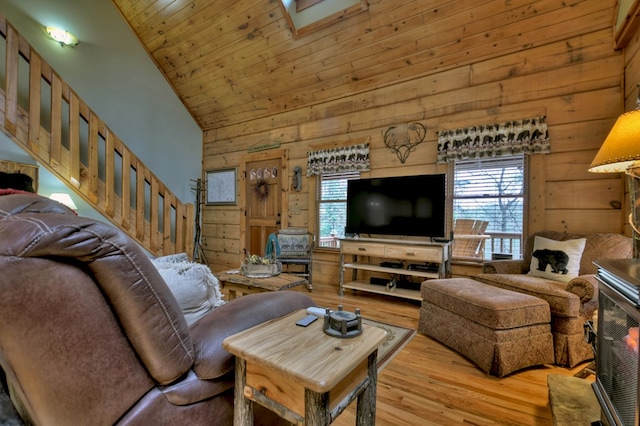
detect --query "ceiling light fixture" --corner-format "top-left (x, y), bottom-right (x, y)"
top-left (45, 26), bottom-right (78, 47)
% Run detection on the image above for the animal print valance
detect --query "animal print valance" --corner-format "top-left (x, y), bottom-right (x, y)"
top-left (437, 116), bottom-right (550, 163)
top-left (306, 143), bottom-right (370, 176)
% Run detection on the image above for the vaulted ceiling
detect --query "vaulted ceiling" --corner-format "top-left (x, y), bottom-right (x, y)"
top-left (112, 0), bottom-right (381, 131)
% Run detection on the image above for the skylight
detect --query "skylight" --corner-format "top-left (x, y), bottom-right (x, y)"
top-left (279, 0), bottom-right (368, 38)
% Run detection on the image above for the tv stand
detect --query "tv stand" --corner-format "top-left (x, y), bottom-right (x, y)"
top-left (339, 238), bottom-right (451, 301)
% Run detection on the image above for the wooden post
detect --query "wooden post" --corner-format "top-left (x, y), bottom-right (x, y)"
top-left (305, 388), bottom-right (330, 426)
top-left (234, 357), bottom-right (252, 426)
top-left (356, 350), bottom-right (378, 426)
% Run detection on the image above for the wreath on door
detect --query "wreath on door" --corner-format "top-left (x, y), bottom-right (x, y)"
top-left (253, 178), bottom-right (269, 200)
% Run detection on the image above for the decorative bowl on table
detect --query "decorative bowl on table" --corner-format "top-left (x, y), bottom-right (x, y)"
top-left (240, 254), bottom-right (281, 278)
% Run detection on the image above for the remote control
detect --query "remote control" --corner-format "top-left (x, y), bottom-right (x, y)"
top-left (296, 315), bottom-right (318, 327)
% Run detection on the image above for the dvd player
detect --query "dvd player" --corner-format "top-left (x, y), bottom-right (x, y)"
top-left (380, 261), bottom-right (404, 268)
top-left (407, 263), bottom-right (439, 272)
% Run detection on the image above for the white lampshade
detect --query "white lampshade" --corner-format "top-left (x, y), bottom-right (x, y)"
top-left (49, 193), bottom-right (78, 210)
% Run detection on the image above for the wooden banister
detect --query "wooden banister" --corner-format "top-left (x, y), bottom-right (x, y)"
top-left (0, 16), bottom-right (194, 258)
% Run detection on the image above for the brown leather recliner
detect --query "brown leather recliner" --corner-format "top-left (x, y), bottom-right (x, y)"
top-left (0, 193), bottom-right (314, 425)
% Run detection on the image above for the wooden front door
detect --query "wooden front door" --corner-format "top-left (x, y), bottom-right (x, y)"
top-left (245, 158), bottom-right (282, 257)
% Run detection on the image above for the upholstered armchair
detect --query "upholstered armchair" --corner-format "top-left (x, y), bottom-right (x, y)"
top-left (475, 230), bottom-right (633, 367)
top-left (0, 193), bottom-right (314, 425)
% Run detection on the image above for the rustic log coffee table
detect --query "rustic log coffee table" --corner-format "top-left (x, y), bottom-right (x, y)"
top-left (215, 271), bottom-right (309, 300)
top-left (222, 309), bottom-right (387, 426)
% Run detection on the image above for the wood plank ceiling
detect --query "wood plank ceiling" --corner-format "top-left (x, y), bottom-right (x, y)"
top-left (113, 0), bottom-right (618, 134)
top-left (110, 0), bottom-right (417, 132)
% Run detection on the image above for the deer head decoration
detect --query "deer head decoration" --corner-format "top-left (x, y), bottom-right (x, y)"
top-left (382, 122), bottom-right (427, 163)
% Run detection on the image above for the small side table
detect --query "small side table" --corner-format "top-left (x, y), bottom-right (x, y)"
top-left (216, 271), bottom-right (309, 300)
top-left (222, 309), bottom-right (387, 426)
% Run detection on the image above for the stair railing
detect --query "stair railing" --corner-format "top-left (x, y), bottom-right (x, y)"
top-left (0, 15), bottom-right (194, 258)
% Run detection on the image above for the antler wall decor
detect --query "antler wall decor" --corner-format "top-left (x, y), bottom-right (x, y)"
top-left (382, 122), bottom-right (427, 163)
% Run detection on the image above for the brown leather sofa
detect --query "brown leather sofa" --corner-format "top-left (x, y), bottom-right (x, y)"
top-left (0, 193), bottom-right (314, 425)
top-left (475, 230), bottom-right (633, 367)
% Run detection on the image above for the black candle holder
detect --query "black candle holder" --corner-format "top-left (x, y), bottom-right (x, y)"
top-left (323, 305), bottom-right (362, 338)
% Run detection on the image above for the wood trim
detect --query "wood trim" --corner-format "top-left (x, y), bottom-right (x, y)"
top-left (296, 0), bottom-right (324, 13)
top-left (615, 0), bottom-right (640, 49)
top-left (279, 0), bottom-right (368, 39)
top-left (295, 3), bottom-right (368, 38)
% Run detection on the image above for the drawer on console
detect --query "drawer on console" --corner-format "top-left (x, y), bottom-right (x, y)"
top-left (385, 246), bottom-right (441, 262)
top-left (341, 242), bottom-right (385, 257)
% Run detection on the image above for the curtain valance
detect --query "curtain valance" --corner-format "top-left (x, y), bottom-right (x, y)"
top-left (306, 143), bottom-right (370, 176)
top-left (437, 116), bottom-right (550, 163)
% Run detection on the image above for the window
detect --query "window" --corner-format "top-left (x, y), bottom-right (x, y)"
top-left (453, 155), bottom-right (525, 259)
top-left (316, 172), bottom-right (359, 248)
top-left (280, 0), bottom-right (368, 37)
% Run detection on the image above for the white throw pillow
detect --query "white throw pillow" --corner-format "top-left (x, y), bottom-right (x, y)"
top-left (152, 255), bottom-right (225, 326)
top-left (527, 236), bottom-right (586, 283)
top-left (152, 252), bottom-right (189, 265)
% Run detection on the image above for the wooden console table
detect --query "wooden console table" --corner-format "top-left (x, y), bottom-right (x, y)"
top-left (339, 238), bottom-right (450, 301)
top-left (223, 309), bottom-right (387, 425)
top-left (215, 271), bottom-right (309, 300)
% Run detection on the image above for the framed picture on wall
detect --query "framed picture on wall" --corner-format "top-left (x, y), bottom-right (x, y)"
top-left (206, 168), bottom-right (237, 205)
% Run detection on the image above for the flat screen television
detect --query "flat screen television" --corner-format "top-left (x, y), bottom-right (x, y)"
top-left (345, 174), bottom-right (446, 239)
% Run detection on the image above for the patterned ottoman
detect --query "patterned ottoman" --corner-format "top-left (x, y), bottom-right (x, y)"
top-left (418, 278), bottom-right (555, 376)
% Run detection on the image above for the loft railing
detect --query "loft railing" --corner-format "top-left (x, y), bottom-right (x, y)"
top-left (0, 16), bottom-right (194, 257)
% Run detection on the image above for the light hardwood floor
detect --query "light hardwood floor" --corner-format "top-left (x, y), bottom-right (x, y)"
top-left (277, 280), bottom-right (594, 426)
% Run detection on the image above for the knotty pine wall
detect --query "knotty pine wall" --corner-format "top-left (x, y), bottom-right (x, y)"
top-left (624, 21), bottom-right (640, 131)
top-left (202, 0), bottom-right (627, 280)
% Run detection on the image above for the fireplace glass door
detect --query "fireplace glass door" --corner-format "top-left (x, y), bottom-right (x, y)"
top-left (594, 284), bottom-right (639, 426)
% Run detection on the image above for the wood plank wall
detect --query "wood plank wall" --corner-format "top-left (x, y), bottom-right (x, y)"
top-left (626, 39), bottom-right (640, 111)
top-left (202, 0), bottom-right (626, 278)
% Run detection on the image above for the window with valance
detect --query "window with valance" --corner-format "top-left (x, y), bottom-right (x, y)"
top-left (306, 143), bottom-right (370, 176)
top-left (437, 116), bottom-right (550, 163)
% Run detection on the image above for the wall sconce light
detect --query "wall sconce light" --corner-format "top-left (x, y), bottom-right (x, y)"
top-left (45, 27), bottom-right (79, 47)
top-left (589, 107), bottom-right (640, 258)
top-left (49, 193), bottom-right (78, 210)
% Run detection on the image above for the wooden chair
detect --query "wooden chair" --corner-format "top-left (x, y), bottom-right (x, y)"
top-left (452, 219), bottom-right (490, 260)
top-left (268, 228), bottom-right (314, 290)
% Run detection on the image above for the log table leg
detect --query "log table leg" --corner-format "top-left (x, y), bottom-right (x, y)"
top-left (234, 357), bottom-right (252, 426)
top-left (356, 350), bottom-right (378, 426)
top-left (305, 388), bottom-right (330, 426)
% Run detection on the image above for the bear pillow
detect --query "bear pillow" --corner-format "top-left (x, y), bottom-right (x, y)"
top-left (527, 236), bottom-right (586, 283)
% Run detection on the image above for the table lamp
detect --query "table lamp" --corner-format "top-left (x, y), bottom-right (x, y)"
top-left (589, 109), bottom-right (640, 258)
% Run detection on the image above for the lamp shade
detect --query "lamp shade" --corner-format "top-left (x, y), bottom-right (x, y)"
top-left (49, 193), bottom-right (78, 210)
top-left (589, 110), bottom-right (640, 173)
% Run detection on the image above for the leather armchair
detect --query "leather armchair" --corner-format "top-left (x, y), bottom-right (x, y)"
top-left (0, 193), bottom-right (314, 425)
